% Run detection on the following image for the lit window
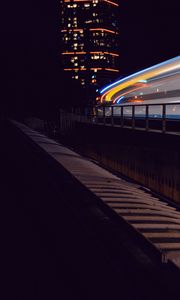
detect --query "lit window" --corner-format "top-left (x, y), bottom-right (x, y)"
top-left (74, 63), bottom-right (78, 66)
top-left (75, 75), bottom-right (78, 79)
top-left (92, 79), bottom-right (96, 83)
top-left (73, 4), bottom-right (77, 7)
top-left (68, 24), bottom-right (71, 28)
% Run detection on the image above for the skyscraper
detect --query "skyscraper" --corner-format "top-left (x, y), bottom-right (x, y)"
top-left (60, 0), bottom-right (120, 102)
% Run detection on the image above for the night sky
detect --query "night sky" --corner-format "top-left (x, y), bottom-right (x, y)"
top-left (120, 1), bottom-right (179, 76)
top-left (0, 0), bottom-right (179, 117)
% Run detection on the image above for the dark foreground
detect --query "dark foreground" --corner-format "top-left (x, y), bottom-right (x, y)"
top-left (1, 119), bottom-right (180, 300)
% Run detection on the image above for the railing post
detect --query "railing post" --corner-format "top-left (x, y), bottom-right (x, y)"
top-left (95, 106), bottom-right (98, 124)
top-left (132, 105), bottom-right (135, 129)
top-left (103, 106), bottom-right (106, 126)
top-left (146, 105), bottom-right (149, 131)
top-left (162, 104), bottom-right (166, 133)
top-left (111, 106), bottom-right (114, 126)
top-left (121, 106), bottom-right (124, 127)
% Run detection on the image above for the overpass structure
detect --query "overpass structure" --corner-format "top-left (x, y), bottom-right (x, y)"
top-left (3, 118), bottom-right (180, 298)
top-left (2, 117), bottom-right (180, 298)
top-left (92, 56), bottom-right (180, 133)
top-left (57, 56), bottom-right (180, 203)
top-left (10, 121), bottom-right (180, 270)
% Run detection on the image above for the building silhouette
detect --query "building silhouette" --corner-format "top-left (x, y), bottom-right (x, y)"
top-left (60, 0), bottom-right (120, 102)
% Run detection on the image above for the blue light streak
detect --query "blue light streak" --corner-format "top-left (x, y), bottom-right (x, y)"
top-left (100, 56), bottom-right (180, 94)
top-left (116, 96), bottom-right (124, 104)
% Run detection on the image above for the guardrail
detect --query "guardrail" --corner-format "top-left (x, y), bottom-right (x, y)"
top-left (59, 103), bottom-right (180, 134)
top-left (93, 102), bottom-right (180, 133)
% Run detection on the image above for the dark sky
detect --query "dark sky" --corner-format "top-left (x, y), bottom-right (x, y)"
top-left (119, 0), bottom-right (179, 76)
top-left (0, 0), bottom-right (60, 117)
top-left (0, 0), bottom-right (179, 117)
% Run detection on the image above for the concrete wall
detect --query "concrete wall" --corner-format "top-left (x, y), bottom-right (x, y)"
top-left (59, 120), bottom-right (180, 204)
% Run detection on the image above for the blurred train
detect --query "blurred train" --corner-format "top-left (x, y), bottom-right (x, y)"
top-left (97, 56), bottom-right (180, 118)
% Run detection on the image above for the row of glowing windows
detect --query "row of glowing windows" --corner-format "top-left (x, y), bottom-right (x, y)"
top-left (70, 57), bottom-right (114, 66)
top-left (70, 54), bottom-right (117, 61)
top-left (61, 28), bottom-right (118, 35)
top-left (71, 43), bottom-right (84, 47)
top-left (64, 37), bottom-right (114, 44)
top-left (73, 74), bottom-right (96, 79)
top-left (63, 32), bottom-right (109, 40)
top-left (63, 34), bottom-right (84, 40)
top-left (91, 55), bottom-right (107, 59)
top-left (66, 1), bottom-right (99, 8)
top-left (65, 18), bottom-right (102, 23)
top-left (67, 17), bottom-right (77, 21)
top-left (67, 3), bottom-right (92, 7)
top-left (71, 61), bottom-right (112, 67)
top-left (64, 40), bottom-right (114, 48)
top-left (67, 3), bottom-right (98, 8)
top-left (64, 0), bottom-right (118, 6)
top-left (64, 68), bottom-right (119, 73)
top-left (62, 12), bottom-right (98, 18)
top-left (66, 20), bottom-right (103, 27)
top-left (68, 23), bottom-right (77, 27)
top-left (65, 0), bottom-right (118, 7)
top-left (72, 76), bottom-right (97, 85)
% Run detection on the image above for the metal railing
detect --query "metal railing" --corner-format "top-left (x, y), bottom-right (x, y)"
top-left (93, 102), bottom-right (180, 133)
top-left (58, 103), bottom-right (180, 134)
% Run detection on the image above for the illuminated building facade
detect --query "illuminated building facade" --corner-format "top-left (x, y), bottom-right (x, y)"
top-left (60, 0), bottom-right (120, 100)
